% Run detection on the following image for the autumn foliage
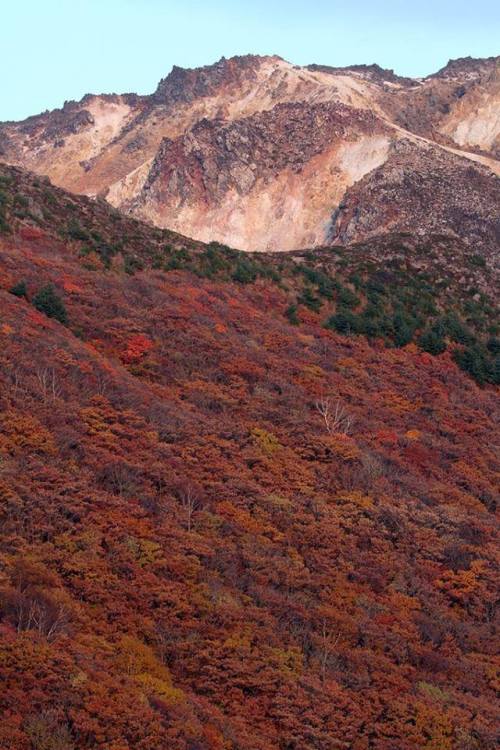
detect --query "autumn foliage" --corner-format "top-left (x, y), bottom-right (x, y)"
top-left (0, 165), bottom-right (498, 750)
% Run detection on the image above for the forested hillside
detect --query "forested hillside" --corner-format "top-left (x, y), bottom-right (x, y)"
top-left (0, 164), bottom-right (498, 750)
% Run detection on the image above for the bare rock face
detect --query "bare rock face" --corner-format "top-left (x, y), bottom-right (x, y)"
top-left (331, 139), bottom-right (500, 262)
top-left (125, 102), bottom-right (391, 251)
top-left (430, 56), bottom-right (499, 81)
top-left (0, 54), bottom-right (499, 252)
top-left (152, 55), bottom-right (268, 105)
top-left (381, 56), bottom-right (500, 157)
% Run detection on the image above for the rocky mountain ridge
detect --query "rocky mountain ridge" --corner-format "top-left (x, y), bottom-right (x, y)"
top-left (1, 54), bottom-right (499, 251)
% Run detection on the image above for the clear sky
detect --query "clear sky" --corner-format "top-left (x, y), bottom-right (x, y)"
top-left (2, 0), bottom-right (499, 120)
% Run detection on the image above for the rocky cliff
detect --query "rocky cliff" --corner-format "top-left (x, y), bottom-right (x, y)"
top-left (1, 54), bottom-right (499, 252)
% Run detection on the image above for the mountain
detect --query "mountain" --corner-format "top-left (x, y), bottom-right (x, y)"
top-left (1, 54), bottom-right (499, 251)
top-left (0, 159), bottom-right (499, 749)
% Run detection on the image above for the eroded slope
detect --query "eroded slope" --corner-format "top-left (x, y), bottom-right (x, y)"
top-left (1, 55), bottom-right (499, 251)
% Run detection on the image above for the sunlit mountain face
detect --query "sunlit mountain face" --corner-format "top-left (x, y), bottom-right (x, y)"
top-left (0, 51), bottom-right (498, 750)
top-left (1, 54), bottom-right (499, 252)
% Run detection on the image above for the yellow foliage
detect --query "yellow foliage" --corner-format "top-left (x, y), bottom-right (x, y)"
top-left (297, 364), bottom-right (326, 386)
top-left (0, 411), bottom-right (56, 455)
top-left (216, 501), bottom-right (276, 536)
top-left (125, 537), bottom-right (164, 568)
top-left (302, 364), bottom-right (325, 378)
top-left (52, 533), bottom-right (80, 554)
top-left (115, 635), bottom-right (169, 678)
top-left (0, 479), bottom-right (22, 517)
top-left (383, 393), bottom-right (421, 414)
top-left (251, 427), bottom-right (281, 455)
top-left (336, 357), bottom-right (358, 370)
top-left (80, 406), bottom-right (112, 434)
top-left (184, 378), bottom-right (237, 406)
top-left (54, 349), bottom-right (78, 368)
top-left (135, 673), bottom-right (184, 703)
top-left (70, 670), bottom-right (88, 687)
top-left (335, 491), bottom-right (374, 510)
top-left (80, 400), bottom-right (118, 448)
top-left (265, 494), bottom-right (293, 511)
top-left (414, 702), bottom-right (453, 750)
top-left (418, 681), bottom-right (450, 703)
top-left (114, 635), bottom-right (184, 704)
top-left (222, 631), bottom-right (251, 650)
top-left (270, 646), bottom-right (303, 676)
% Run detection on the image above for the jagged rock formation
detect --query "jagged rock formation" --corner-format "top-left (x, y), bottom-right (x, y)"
top-left (331, 139), bottom-right (500, 261)
top-left (1, 54), bottom-right (499, 251)
top-left (127, 102), bottom-right (391, 251)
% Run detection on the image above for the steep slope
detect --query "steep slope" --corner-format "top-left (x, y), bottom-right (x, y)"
top-left (0, 163), bottom-right (499, 750)
top-left (0, 163), bottom-right (498, 376)
top-left (126, 102), bottom-right (391, 251)
top-left (425, 57), bottom-right (500, 156)
top-left (381, 56), bottom-right (500, 155)
top-left (331, 139), bottom-right (500, 260)
top-left (1, 55), bottom-right (498, 251)
top-left (0, 55), bottom-right (383, 200)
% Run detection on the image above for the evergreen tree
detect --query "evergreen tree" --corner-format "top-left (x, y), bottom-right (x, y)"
top-left (285, 304), bottom-right (299, 326)
top-left (9, 280), bottom-right (28, 299)
top-left (32, 285), bottom-right (68, 325)
top-left (418, 326), bottom-right (446, 355)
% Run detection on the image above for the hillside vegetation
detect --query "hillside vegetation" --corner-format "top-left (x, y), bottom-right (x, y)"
top-left (0, 164), bottom-right (498, 750)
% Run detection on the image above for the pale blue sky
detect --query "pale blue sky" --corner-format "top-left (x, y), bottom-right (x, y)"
top-left (2, 0), bottom-right (499, 120)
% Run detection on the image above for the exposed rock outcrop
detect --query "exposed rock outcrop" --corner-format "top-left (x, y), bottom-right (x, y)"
top-left (1, 54), bottom-right (498, 252)
top-left (331, 139), bottom-right (500, 263)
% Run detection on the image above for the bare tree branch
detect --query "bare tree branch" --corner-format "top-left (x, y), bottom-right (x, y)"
top-left (315, 396), bottom-right (353, 435)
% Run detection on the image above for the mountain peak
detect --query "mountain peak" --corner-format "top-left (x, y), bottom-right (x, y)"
top-left (152, 54), bottom-right (282, 104)
top-left (1, 52), bottom-right (498, 252)
top-left (429, 55), bottom-right (499, 80)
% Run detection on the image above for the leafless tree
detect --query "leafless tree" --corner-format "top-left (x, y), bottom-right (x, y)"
top-left (7, 363), bottom-right (25, 394)
top-left (175, 482), bottom-right (202, 532)
top-left (98, 460), bottom-right (139, 498)
top-left (6, 589), bottom-right (70, 641)
top-left (36, 366), bottom-right (62, 402)
top-left (94, 370), bottom-right (112, 397)
top-left (315, 395), bottom-right (353, 435)
top-left (318, 618), bottom-right (341, 683)
top-left (24, 710), bottom-right (75, 750)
